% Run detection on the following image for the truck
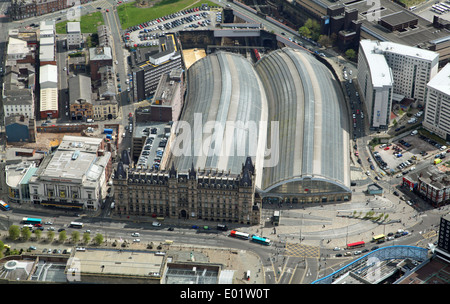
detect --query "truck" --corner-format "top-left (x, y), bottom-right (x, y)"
top-left (103, 128), bottom-right (113, 134)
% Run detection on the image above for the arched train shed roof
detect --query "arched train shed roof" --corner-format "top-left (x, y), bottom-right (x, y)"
top-left (171, 48), bottom-right (350, 195)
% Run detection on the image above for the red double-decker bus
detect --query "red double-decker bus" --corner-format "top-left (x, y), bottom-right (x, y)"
top-left (346, 241), bottom-right (365, 249)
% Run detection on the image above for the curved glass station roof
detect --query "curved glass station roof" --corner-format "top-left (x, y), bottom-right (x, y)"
top-left (172, 48), bottom-right (350, 196)
top-left (255, 48), bottom-right (351, 196)
top-left (172, 51), bottom-right (268, 186)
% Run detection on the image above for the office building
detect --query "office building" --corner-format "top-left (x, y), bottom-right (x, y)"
top-left (423, 63), bottom-right (450, 141)
top-left (131, 33), bottom-right (182, 102)
top-left (150, 69), bottom-right (184, 122)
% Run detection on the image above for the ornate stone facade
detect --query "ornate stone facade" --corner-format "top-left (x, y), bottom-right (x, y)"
top-left (113, 157), bottom-right (261, 225)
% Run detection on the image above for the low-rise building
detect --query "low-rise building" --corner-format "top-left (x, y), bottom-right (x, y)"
top-left (403, 165), bottom-right (450, 208)
top-left (67, 22), bottom-right (82, 50)
top-left (89, 46), bottom-right (113, 81)
top-left (5, 161), bottom-right (38, 203)
top-left (150, 69), bottom-right (184, 122)
top-left (5, 115), bottom-right (36, 143)
top-left (69, 74), bottom-right (94, 121)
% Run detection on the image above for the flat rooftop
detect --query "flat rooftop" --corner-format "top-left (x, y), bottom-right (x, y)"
top-left (427, 63), bottom-right (450, 96)
top-left (69, 248), bottom-right (165, 278)
top-left (380, 11), bottom-right (417, 27)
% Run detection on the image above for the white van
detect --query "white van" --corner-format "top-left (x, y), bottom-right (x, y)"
top-left (440, 146), bottom-right (447, 151)
top-left (152, 222), bottom-right (161, 227)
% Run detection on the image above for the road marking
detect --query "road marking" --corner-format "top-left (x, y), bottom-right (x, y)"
top-left (285, 242), bottom-right (320, 258)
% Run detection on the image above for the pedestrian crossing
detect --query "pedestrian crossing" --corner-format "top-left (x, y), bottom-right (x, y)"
top-left (284, 242), bottom-right (320, 258)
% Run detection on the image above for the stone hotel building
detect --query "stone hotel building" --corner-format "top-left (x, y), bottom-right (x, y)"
top-left (113, 158), bottom-right (261, 225)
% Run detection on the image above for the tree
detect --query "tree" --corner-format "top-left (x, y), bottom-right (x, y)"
top-left (0, 240), bottom-right (4, 258)
top-left (71, 231), bottom-right (80, 244)
top-left (34, 229), bottom-right (42, 240)
top-left (83, 232), bottom-right (91, 244)
top-left (8, 225), bottom-right (21, 241)
top-left (298, 26), bottom-right (311, 38)
top-left (94, 234), bottom-right (104, 245)
top-left (345, 49), bottom-right (356, 60)
top-left (305, 19), bottom-right (320, 32)
top-left (47, 231), bottom-right (55, 242)
top-left (318, 35), bottom-right (332, 47)
top-left (298, 18), bottom-right (321, 40)
top-left (21, 227), bottom-right (32, 241)
top-left (59, 230), bottom-right (67, 243)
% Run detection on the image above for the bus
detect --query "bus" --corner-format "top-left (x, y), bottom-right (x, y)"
top-left (69, 222), bottom-right (83, 228)
top-left (0, 200), bottom-right (11, 211)
top-left (440, 2), bottom-right (450, 9)
top-left (346, 241), bottom-right (365, 249)
top-left (372, 234), bottom-right (385, 243)
top-left (22, 217), bottom-right (42, 225)
top-left (229, 230), bottom-right (250, 240)
top-left (251, 235), bottom-right (271, 246)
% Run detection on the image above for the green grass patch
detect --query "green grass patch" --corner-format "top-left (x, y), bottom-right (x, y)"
top-left (118, 0), bottom-right (218, 29)
top-left (418, 128), bottom-right (447, 145)
top-left (397, 0), bottom-right (427, 8)
top-left (56, 12), bottom-right (105, 34)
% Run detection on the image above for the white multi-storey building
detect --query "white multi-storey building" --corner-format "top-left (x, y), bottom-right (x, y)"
top-left (423, 63), bottom-right (450, 140)
top-left (66, 22), bottom-right (82, 50)
top-left (358, 40), bottom-right (439, 129)
top-left (357, 40), bottom-right (394, 129)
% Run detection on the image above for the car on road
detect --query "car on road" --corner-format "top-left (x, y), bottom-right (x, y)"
top-left (333, 247), bottom-right (341, 251)
top-left (58, 228), bottom-right (65, 232)
top-left (131, 233), bottom-right (140, 237)
top-left (29, 246), bottom-right (36, 250)
top-left (133, 239), bottom-right (140, 243)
